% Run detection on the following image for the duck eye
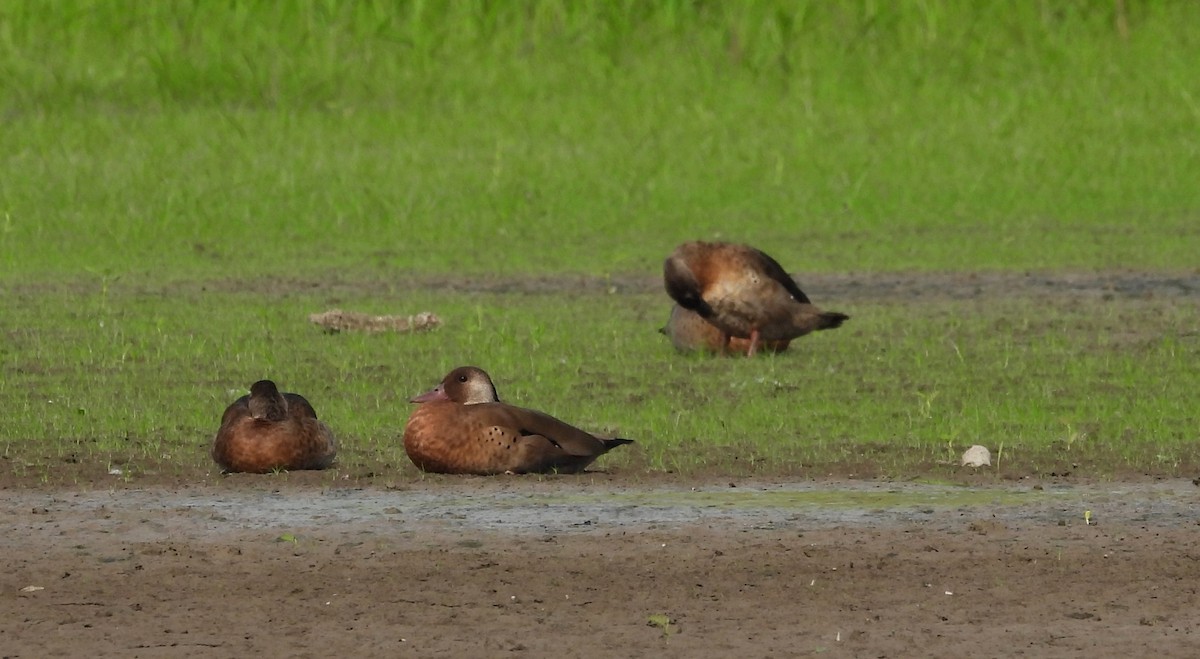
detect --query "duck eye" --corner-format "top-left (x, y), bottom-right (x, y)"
top-left (457, 375), bottom-right (468, 382)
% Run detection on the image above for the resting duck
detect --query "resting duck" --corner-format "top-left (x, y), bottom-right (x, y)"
top-left (663, 240), bottom-right (849, 356)
top-left (403, 366), bottom-right (633, 475)
top-left (660, 304), bottom-right (790, 355)
top-left (212, 380), bottom-right (338, 473)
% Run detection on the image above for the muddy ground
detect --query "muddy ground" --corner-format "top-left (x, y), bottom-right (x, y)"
top-left (187, 268), bottom-right (1200, 302)
top-left (4, 476), bottom-right (1200, 658)
top-left (5, 270), bottom-right (1199, 657)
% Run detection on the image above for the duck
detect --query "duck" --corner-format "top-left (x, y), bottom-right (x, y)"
top-left (403, 366), bottom-right (633, 475)
top-left (211, 380), bottom-right (338, 473)
top-left (660, 303), bottom-right (791, 355)
top-left (663, 240), bottom-right (849, 356)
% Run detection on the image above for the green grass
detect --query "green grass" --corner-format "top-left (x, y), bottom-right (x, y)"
top-left (2, 1), bottom-right (1199, 279)
top-left (1, 1), bottom-right (1198, 482)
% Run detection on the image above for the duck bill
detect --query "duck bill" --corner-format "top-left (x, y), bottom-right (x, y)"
top-left (410, 385), bottom-right (449, 403)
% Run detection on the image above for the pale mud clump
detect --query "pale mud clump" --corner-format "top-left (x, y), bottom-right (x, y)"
top-left (308, 309), bottom-right (442, 334)
top-left (961, 445), bottom-right (992, 467)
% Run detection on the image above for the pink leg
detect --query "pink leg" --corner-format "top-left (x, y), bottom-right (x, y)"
top-left (747, 328), bottom-right (760, 357)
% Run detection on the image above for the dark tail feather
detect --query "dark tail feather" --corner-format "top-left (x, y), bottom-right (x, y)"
top-left (602, 438), bottom-right (635, 452)
top-left (818, 312), bottom-right (850, 331)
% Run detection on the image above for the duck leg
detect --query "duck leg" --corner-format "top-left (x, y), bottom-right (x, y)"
top-left (746, 328), bottom-right (760, 357)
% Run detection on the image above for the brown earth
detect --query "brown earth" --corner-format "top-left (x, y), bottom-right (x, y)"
top-left (4, 475), bottom-right (1200, 658)
top-left (5, 270), bottom-right (1200, 657)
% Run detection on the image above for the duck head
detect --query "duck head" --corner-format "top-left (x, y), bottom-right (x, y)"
top-left (411, 366), bottom-right (500, 404)
top-left (247, 380), bottom-right (288, 421)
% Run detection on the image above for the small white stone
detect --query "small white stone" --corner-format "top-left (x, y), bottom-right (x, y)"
top-left (961, 445), bottom-right (991, 467)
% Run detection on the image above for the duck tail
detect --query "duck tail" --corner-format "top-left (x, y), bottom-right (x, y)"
top-left (602, 438), bottom-right (635, 452)
top-left (818, 312), bottom-right (850, 331)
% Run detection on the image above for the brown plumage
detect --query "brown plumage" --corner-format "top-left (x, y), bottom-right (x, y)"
top-left (660, 304), bottom-right (791, 355)
top-left (663, 240), bottom-right (849, 356)
top-left (403, 366), bottom-right (633, 475)
top-left (211, 380), bottom-right (338, 473)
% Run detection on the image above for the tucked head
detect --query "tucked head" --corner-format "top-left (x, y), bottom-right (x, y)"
top-left (411, 366), bottom-right (500, 405)
top-left (248, 379), bottom-right (288, 421)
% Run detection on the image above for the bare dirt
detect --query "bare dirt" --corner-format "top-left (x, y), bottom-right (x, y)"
top-left (4, 475), bottom-right (1200, 658)
top-left (5, 270), bottom-right (1200, 657)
